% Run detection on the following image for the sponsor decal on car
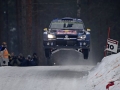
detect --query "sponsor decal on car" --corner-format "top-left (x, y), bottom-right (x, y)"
top-left (57, 30), bottom-right (77, 34)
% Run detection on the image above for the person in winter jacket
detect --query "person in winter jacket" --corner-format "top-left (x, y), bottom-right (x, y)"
top-left (0, 42), bottom-right (9, 66)
top-left (32, 53), bottom-right (38, 66)
top-left (26, 54), bottom-right (36, 66)
top-left (10, 55), bottom-right (21, 66)
top-left (18, 53), bottom-right (25, 66)
top-left (8, 52), bottom-right (15, 66)
top-left (20, 55), bottom-right (31, 66)
top-left (0, 45), bottom-right (3, 66)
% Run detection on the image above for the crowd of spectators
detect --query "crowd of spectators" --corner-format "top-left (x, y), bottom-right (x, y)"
top-left (8, 52), bottom-right (38, 66)
top-left (0, 42), bottom-right (38, 66)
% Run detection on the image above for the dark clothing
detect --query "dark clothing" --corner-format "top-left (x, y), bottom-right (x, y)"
top-left (0, 46), bottom-right (2, 51)
top-left (20, 59), bottom-right (29, 66)
top-left (1, 47), bottom-right (6, 51)
top-left (8, 55), bottom-right (14, 66)
top-left (33, 57), bottom-right (38, 65)
top-left (29, 59), bottom-right (36, 66)
top-left (18, 56), bottom-right (25, 66)
top-left (32, 53), bottom-right (38, 66)
top-left (10, 56), bottom-right (21, 66)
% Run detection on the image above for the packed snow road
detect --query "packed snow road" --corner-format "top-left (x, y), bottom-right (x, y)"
top-left (0, 65), bottom-right (94, 90)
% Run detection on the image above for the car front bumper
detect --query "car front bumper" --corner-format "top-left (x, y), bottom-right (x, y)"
top-left (43, 39), bottom-right (90, 49)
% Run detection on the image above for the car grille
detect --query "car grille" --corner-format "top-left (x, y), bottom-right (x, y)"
top-left (56, 35), bottom-right (77, 38)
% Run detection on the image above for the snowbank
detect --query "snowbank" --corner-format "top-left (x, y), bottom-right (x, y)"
top-left (85, 53), bottom-right (120, 90)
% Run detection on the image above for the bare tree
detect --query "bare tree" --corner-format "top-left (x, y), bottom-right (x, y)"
top-left (77, 0), bottom-right (81, 18)
top-left (16, 0), bottom-right (22, 53)
top-left (26, 0), bottom-right (32, 55)
top-left (33, 0), bottom-right (47, 65)
top-left (0, 0), bottom-right (3, 43)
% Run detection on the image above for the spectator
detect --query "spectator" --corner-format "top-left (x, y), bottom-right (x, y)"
top-left (18, 53), bottom-right (25, 66)
top-left (10, 55), bottom-right (21, 66)
top-left (0, 42), bottom-right (9, 66)
top-left (32, 53), bottom-right (38, 66)
top-left (8, 52), bottom-right (15, 66)
top-left (27, 55), bottom-right (33, 66)
top-left (24, 55), bottom-right (36, 66)
top-left (0, 45), bottom-right (3, 66)
top-left (21, 55), bottom-right (31, 66)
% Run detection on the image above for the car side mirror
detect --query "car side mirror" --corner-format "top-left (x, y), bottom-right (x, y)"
top-left (87, 28), bottom-right (91, 32)
top-left (44, 28), bottom-right (48, 31)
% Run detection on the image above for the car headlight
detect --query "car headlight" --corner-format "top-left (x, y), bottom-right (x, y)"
top-left (78, 35), bottom-right (86, 40)
top-left (48, 34), bottom-right (56, 38)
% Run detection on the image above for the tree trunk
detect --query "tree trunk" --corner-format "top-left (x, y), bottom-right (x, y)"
top-left (0, 0), bottom-right (3, 43)
top-left (77, 0), bottom-right (81, 18)
top-left (21, 0), bottom-right (27, 56)
top-left (4, 0), bottom-right (9, 48)
top-left (33, 0), bottom-right (46, 65)
top-left (26, 0), bottom-right (32, 55)
top-left (16, 0), bottom-right (22, 53)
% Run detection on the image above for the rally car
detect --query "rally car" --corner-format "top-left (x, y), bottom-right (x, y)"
top-left (43, 17), bottom-right (90, 65)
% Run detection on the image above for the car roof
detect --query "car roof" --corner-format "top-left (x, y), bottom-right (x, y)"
top-left (52, 17), bottom-right (83, 22)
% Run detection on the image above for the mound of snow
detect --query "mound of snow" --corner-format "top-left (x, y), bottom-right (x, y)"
top-left (85, 53), bottom-right (120, 90)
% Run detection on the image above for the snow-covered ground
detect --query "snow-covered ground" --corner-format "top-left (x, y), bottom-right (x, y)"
top-left (85, 52), bottom-right (120, 90)
top-left (0, 52), bottom-right (120, 90)
top-left (0, 65), bottom-right (93, 90)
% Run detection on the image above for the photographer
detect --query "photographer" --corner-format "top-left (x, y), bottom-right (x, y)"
top-left (8, 52), bottom-right (15, 66)
top-left (32, 53), bottom-right (38, 66)
top-left (20, 55), bottom-right (31, 66)
top-left (27, 55), bottom-right (35, 66)
top-left (10, 55), bottom-right (21, 66)
top-left (18, 53), bottom-right (25, 66)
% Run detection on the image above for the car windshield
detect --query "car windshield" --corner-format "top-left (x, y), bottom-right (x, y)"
top-left (50, 21), bottom-right (84, 29)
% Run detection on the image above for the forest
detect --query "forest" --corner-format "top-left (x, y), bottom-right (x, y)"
top-left (0, 0), bottom-right (120, 65)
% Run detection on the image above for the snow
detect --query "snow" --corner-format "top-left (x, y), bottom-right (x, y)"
top-left (0, 52), bottom-right (120, 90)
top-left (0, 66), bottom-right (93, 90)
top-left (85, 52), bottom-right (120, 90)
